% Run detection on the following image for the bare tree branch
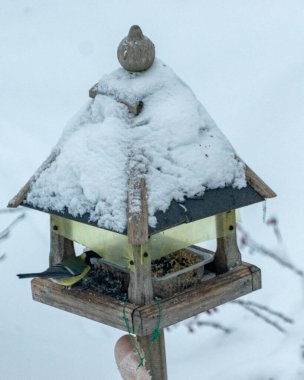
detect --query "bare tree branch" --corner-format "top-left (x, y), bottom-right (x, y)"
top-left (195, 320), bottom-right (232, 334)
top-left (238, 224), bottom-right (304, 278)
top-left (0, 210), bottom-right (26, 259)
top-left (233, 300), bottom-right (294, 324)
top-left (0, 213), bottom-right (25, 241)
top-left (232, 300), bottom-right (288, 333)
top-left (0, 208), bottom-right (24, 214)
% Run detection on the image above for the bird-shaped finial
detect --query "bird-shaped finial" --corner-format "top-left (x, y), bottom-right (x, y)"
top-left (117, 25), bottom-right (155, 72)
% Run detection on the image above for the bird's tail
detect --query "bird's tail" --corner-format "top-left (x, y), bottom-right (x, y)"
top-left (17, 273), bottom-right (51, 279)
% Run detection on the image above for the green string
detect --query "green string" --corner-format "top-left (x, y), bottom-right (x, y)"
top-left (122, 298), bottom-right (162, 369)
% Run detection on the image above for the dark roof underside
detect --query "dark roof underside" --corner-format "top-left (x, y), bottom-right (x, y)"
top-left (22, 184), bottom-right (264, 235)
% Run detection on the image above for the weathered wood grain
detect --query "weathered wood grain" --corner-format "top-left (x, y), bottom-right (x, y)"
top-left (31, 278), bottom-right (135, 332)
top-left (128, 244), bottom-right (153, 306)
top-left (127, 160), bottom-right (167, 379)
top-left (49, 223), bottom-right (75, 266)
top-left (213, 210), bottom-right (241, 274)
top-left (243, 262), bottom-right (262, 291)
top-left (7, 150), bottom-right (59, 208)
top-left (31, 263), bottom-right (260, 336)
top-left (127, 158), bottom-right (152, 303)
top-left (138, 330), bottom-right (168, 380)
top-left (245, 164), bottom-right (276, 198)
top-left (127, 176), bottom-right (148, 246)
top-left (132, 264), bottom-right (260, 336)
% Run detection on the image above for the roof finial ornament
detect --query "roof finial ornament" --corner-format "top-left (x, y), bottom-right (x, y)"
top-left (117, 25), bottom-right (155, 72)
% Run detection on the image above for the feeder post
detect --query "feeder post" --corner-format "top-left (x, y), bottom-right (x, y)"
top-left (213, 209), bottom-right (241, 274)
top-left (49, 216), bottom-right (75, 266)
top-left (127, 172), bottom-right (168, 380)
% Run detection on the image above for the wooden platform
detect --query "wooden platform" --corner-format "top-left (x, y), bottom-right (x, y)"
top-left (31, 262), bottom-right (260, 336)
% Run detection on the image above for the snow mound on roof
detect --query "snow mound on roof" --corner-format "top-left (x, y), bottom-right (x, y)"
top-left (26, 59), bottom-right (246, 232)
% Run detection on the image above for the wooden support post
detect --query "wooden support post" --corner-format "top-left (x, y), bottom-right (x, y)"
top-left (138, 330), bottom-right (167, 380)
top-left (127, 168), bottom-right (168, 379)
top-left (49, 217), bottom-right (75, 265)
top-left (128, 245), bottom-right (153, 305)
top-left (213, 210), bottom-right (241, 274)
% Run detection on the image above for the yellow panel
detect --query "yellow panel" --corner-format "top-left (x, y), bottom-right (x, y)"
top-left (51, 216), bottom-right (130, 268)
top-left (51, 210), bottom-right (239, 270)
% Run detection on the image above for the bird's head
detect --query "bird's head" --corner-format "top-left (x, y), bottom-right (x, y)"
top-left (81, 251), bottom-right (102, 267)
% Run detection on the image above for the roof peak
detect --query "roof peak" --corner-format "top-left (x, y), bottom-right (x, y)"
top-left (117, 25), bottom-right (155, 72)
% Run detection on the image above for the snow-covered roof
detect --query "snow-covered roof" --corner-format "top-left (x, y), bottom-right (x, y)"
top-left (9, 58), bottom-right (275, 234)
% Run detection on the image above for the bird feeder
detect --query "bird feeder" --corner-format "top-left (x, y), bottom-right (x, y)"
top-left (9, 25), bottom-right (276, 380)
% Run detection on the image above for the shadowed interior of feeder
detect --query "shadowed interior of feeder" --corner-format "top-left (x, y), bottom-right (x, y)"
top-left (75, 245), bottom-right (214, 300)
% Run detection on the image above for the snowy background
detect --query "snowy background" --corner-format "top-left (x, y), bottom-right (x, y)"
top-left (1, 1), bottom-right (304, 379)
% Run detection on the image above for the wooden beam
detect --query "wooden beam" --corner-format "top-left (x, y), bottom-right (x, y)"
top-left (128, 245), bottom-right (153, 305)
top-left (127, 175), bottom-right (149, 245)
top-left (31, 263), bottom-right (260, 336)
top-left (243, 262), bottom-right (262, 291)
top-left (132, 263), bottom-right (260, 336)
top-left (89, 83), bottom-right (143, 116)
top-left (127, 159), bottom-right (151, 304)
top-left (31, 278), bottom-right (135, 332)
top-left (7, 150), bottom-right (59, 208)
top-left (138, 330), bottom-right (168, 380)
top-left (245, 164), bottom-right (276, 198)
top-left (213, 210), bottom-right (241, 274)
top-left (127, 153), bottom-right (167, 379)
top-left (50, 215), bottom-right (75, 266)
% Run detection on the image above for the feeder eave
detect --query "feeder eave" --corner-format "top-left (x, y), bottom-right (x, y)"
top-left (20, 181), bottom-right (271, 236)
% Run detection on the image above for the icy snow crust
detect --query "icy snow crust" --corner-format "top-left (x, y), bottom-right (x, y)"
top-left (26, 59), bottom-right (246, 232)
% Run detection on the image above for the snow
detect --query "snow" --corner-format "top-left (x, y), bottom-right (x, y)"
top-left (26, 59), bottom-right (245, 232)
top-left (1, 1), bottom-right (304, 379)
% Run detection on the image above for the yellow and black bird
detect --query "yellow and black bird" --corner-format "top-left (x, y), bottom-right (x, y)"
top-left (17, 251), bottom-right (100, 286)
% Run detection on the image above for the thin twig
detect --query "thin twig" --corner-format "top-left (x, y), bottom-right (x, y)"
top-left (183, 315), bottom-right (231, 334)
top-left (234, 300), bottom-right (294, 324)
top-left (195, 320), bottom-right (232, 334)
top-left (266, 217), bottom-right (283, 243)
top-left (0, 213), bottom-right (26, 240)
top-left (0, 208), bottom-right (24, 214)
top-left (232, 300), bottom-right (286, 333)
top-left (238, 224), bottom-right (304, 278)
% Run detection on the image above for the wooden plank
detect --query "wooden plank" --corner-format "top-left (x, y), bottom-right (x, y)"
top-left (139, 330), bottom-right (168, 380)
top-left (31, 263), bottom-right (260, 335)
top-left (7, 150), bottom-right (59, 208)
top-left (31, 278), bottom-right (136, 332)
top-left (49, 232), bottom-right (75, 266)
top-left (127, 161), bottom-right (152, 304)
top-left (89, 83), bottom-right (143, 116)
top-left (50, 214), bottom-right (75, 266)
top-left (243, 262), bottom-right (262, 291)
top-left (132, 264), bottom-right (259, 336)
top-left (213, 210), bottom-right (241, 274)
top-left (127, 155), bottom-right (167, 378)
top-left (245, 164), bottom-right (276, 198)
top-left (127, 175), bottom-right (148, 245)
top-left (128, 245), bottom-right (153, 305)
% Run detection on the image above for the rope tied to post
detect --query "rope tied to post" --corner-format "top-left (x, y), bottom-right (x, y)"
top-left (122, 298), bottom-right (162, 369)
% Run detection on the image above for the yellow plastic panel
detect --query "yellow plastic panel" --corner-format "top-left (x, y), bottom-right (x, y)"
top-left (51, 210), bottom-right (239, 270)
top-left (51, 215), bottom-right (130, 268)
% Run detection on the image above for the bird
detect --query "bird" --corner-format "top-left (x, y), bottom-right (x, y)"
top-left (17, 251), bottom-right (101, 286)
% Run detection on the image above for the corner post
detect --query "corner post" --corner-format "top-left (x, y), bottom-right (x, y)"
top-left (213, 209), bottom-right (241, 274)
top-left (49, 215), bottom-right (75, 266)
top-left (127, 172), bottom-right (167, 380)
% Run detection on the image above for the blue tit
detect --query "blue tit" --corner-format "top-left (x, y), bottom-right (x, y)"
top-left (17, 251), bottom-right (100, 286)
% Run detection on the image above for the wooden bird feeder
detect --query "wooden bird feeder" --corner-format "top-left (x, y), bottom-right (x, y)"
top-left (9, 25), bottom-right (276, 380)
